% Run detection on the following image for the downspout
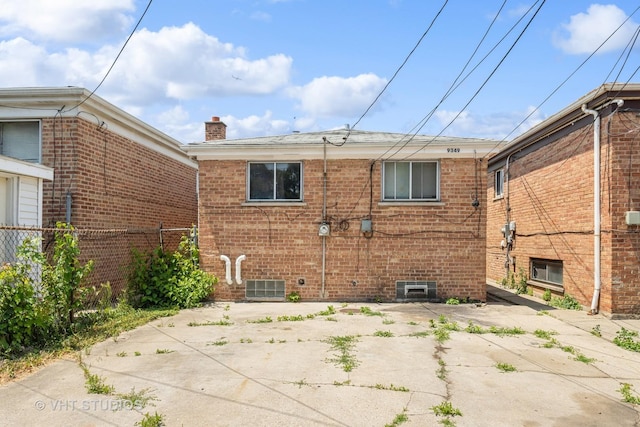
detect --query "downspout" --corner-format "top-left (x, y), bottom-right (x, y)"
top-left (582, 100), bottom-right (624, 315)
top-left (321, 137), bottom-right (328, 298)
top-left (582, 104), bottom-right (601, 315)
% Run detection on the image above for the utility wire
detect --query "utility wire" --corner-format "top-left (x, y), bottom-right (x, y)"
top-left (483, 4), bottom-right (640, 159)
top-left (336, 0), bottom-right (449, 146)
top-left (377, 0), bottom-right (516, 162)
top-left (63, 0), bottom-right (153, 113)
top-left (399, 0), bottom-right (547, 161)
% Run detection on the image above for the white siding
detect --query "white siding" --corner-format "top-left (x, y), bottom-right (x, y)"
top-left (17, 176), bottom-right (39, 226)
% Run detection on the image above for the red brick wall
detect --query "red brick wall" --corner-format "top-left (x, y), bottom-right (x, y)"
top-left (486, 110), bottom-right (640, 315)
top-left (39, 116), bottom-right (198, 295)
top-left (198, 157), bottom-right (487, 302)
top-left (41, 117), bottom-right (197, 229)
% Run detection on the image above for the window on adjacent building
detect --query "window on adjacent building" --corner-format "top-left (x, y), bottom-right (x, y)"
top-left (495, 169), bottom-right (504, 198)
top-left (531, 259), bottom-right (563, 286)
top-left (248, 162), bottom-right (302, 201)
top-left (383, 161), bottom-right (439, 201)
top-left (0, 122), bottom-right (40, 163)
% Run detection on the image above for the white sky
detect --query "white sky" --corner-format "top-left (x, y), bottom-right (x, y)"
top-left (0, 0), bottom-right (638, 143)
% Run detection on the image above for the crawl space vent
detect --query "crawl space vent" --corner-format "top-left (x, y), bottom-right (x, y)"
top-left (396, 281), bottom-right (437, 300)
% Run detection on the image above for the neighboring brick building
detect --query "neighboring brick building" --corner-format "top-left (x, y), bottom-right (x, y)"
top-left (487, 83), bottom-right (640, 317)
top-left (185, 119), bottom-right (500, 302)
top-left (0, 87), bottom-right (198, 292)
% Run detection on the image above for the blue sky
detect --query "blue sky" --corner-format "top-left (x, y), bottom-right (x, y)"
top-left (0, 1), bottom-right (638, 144)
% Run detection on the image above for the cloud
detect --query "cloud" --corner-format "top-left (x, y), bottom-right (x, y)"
top-left (287, 73), bottom-right (388, 118)
top-left (0, 0), bottom-right (134, 43)
top-left (553, 4), bottom-right (638, 55)
top-left (434, 107), bottom-right (545, 140)
top-left (104, 23), bottom-right (293, 104)
top-left (219, 112), bottom-right (291, 139)
top-left (0, 23), bottom-right (293, 106)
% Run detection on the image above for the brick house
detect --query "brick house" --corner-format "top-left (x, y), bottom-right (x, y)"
top-left (487, 83), bottom-right (640, 317)
top-left (185, 118), bottom-right (501, 302)
top-left (0, 87), bottom-right (198, 291)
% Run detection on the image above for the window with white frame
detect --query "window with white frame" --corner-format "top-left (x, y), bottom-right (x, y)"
top-left (0, 122), bottom-right (40, 163)
top-left (531, 259), bottom-right (563, 286)
top-left (495, 169), bottom-right (504, 198)
top-left (248, 162), bottom-right (302, 201)
top-left (383, 161), bottom-right (439, 201)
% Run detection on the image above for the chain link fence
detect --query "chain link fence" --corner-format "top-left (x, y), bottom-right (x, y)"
top-left (0, 225), bottom-right (195, 308)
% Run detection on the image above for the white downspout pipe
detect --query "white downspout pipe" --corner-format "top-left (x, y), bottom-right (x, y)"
top-left (582, 100), bottom-right (624, 315)
top-left (220, 255), bottom-right (232, 285)
top-left (321, 137), bottom-right (328, 298)
top-left (235, 255), bottom-right (246, 285)
top-left (582, 103), bottom-right (601, 315)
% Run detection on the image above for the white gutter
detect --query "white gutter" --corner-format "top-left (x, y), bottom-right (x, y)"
top-left (582, 99), bottom-right (624, 315)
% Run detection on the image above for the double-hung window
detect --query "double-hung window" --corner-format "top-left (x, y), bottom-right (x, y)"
top-left (383, 161), bottom-right (439, 201)
top-left (248, 162), bottom-right (302, 201)
top-left (0, 122), bottom-right (41, 163)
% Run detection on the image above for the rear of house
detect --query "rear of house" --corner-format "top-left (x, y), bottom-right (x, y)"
top-left (487, 83), bottom-right (640, 317)
top-left (186, 119), bottom-right (501, 302)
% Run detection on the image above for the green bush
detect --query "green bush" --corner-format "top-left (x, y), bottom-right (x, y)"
top-left (0, 241), bottom-right (49, 355)
top-left (126, 233), bottom-right (216, 309)
top-left (0, 225), bottom-right (95, 355)
top-left (42, 223), bottom-right (94, 331)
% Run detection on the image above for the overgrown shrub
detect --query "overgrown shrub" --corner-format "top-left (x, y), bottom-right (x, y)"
top-left (501, 267), bottom-right (528, 295)
top-left (42, 223), bottom-right (94, 331)
top-left (126, 233), bottom-right (216, 309)
top-left (0, 240), bottom-right (49, 355)
top-left (0, 225), bottom-right (95, 356)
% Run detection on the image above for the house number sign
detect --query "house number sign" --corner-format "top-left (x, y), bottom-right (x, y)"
top-left (447, 148), bottom-right (461, 153)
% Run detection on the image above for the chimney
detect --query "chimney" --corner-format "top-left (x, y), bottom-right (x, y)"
top-left (205, 116), bottom-right (227, 141)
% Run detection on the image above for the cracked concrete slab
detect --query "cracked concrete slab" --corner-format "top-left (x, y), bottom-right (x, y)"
top-left (2, 296), bottom-right (640, 426)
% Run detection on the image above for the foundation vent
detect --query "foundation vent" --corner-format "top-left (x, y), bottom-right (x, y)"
top-left (396, 281), bottom-right (437, 300)
top-left (245, 279), bottom-right (286, 300)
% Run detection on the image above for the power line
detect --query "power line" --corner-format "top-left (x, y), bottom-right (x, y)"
top-left (483, 5), bottom-right (640, 159)
top-left (63, 0), bottom-right (153, 113)
top-left (399, 0), bottom-right (547, 161)
top-left (337, 0), bottom-right (450, 146)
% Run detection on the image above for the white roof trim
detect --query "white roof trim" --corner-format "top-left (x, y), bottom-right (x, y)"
top-left (0, 155), bottom-right (54, 180)
top-left (0, 87), bottom-right (197, 169)
top-left (184, 131), bottom-right (502, 161)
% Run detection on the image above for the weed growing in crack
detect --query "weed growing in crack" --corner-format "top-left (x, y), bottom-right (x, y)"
top-left (117, 387), bottom-right (157, 409)
top-left (374, 330), bottom-right (394, 338)
top-left (489, 326), bottom-right (525, 337)
top-left (436, 358), bottom-right (448, 381)
top-left (614, 328), bottom-right (640, 352)
top-left (533, 329), bottom-right (557, 340)
top-left (465, 321), bottom-right (487, 334)
top-left (619, 383), bottom-right (640, 404)
top-left (135, 411), bottom-right (164, 427)
top-left (247, 316), bottom-right (273, 324)
top-left (324, 335), bottom-right (360, 372)
top-left (495, 362), bottom-right (517, 373)
top-left (360, 306), bottom-right (384, 317)
top-left (80, 362), bottom-right (114, 395)
top-left (384, 408), bottom-right (408, 427)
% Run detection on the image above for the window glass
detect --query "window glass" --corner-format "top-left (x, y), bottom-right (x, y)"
top-left (531, 259), bottom-right (563, 286)
top-left (249, 162), bottom-right (302, 201)
top-left (495, 169), bottom-right (504, 197)
top-left (0, 122), bottom-right (40, 163)
top-left (383, 161), bottom-right (438, 201)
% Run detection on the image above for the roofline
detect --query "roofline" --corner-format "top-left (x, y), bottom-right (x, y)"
top-left (488, 83), bottom-right (640, 166)
top-left (0, 87), bottom-right (197, 169)
top-left (183, 131), bottom-right (504, 161)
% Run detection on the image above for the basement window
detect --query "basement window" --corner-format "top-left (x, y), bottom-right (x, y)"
top-left (530, 259), bottom-right (563, 286)
top-left (396, 281), bottom-right (437, 300)
top-left (245, 279), bottom-right (286, 299)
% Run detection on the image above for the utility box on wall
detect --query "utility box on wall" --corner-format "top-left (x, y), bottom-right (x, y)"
top-left (626, 211), bottom-right (640, 226)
